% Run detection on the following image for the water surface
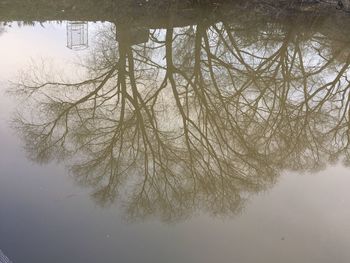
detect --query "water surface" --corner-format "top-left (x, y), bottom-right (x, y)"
top-left (1, 2), bottom-right (350, 262)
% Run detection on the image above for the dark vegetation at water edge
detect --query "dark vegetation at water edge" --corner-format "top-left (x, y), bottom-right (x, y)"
top-left (1, 0), bottom-right (350, 43)
top-left (0, 0), bottom-right (349, 24)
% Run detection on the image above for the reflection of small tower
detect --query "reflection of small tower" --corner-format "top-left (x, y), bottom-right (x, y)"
top-left (66, 21), bottom-right (88, 50)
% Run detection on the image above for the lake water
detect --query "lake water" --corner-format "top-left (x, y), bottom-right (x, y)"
top-left (1, 2), bottom-right (350, 262)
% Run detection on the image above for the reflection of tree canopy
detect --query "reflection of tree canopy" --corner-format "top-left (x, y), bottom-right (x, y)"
top-left (13, 15), bottom-right (350, 222)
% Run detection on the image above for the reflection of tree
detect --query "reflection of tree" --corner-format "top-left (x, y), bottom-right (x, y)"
top-left (13, 16), bottom-right (350, 222)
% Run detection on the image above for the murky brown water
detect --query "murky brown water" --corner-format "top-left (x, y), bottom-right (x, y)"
top-left (1, 2), bottom-right (350, 262)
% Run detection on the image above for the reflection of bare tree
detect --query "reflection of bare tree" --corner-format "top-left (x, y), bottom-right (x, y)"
top-left (13, 16), bottom-right (350, 222)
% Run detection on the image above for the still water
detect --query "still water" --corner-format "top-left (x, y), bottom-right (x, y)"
top-left (1, 1), bottom-right (350, 262)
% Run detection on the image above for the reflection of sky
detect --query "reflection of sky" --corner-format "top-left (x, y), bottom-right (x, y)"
top-left (0, 22), bottom-right (106, 79)
top-left (0, 23), bottom-right (69, 76)
top-left (0, 22), bottom-right (106, 120)
top-left (0, 23), bottom-right (350, 263)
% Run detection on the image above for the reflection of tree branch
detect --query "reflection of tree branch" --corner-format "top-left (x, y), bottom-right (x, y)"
top-left (13, 18), bottom-right (350, 222)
